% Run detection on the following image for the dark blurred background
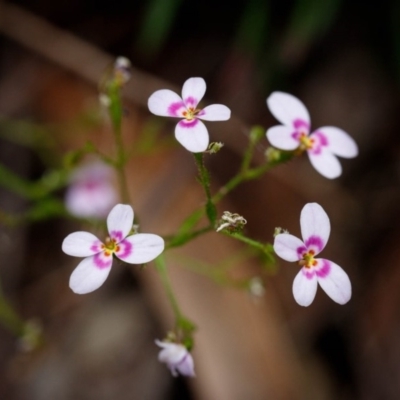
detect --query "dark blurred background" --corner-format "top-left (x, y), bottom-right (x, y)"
top-left (1, 0), bottom-right (400, 399)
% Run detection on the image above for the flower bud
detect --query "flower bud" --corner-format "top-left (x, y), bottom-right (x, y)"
top-left (155, 340), bottom-right (195, 377)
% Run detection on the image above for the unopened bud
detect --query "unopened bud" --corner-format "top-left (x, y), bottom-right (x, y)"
top-left (273, 227), bottom-right (288, 237)
top-left (114, 56), bottom-right (132, 86)
top-left (207, 142), bottom-right (224, 154)
top-left (248, 277), bottom-right (265, 298)
top-left (265, 147), bottom-right (282, 163)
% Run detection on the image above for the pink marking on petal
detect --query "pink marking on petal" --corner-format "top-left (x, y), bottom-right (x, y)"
top-left (197, 109), bottom-right (205, 117)
top-left (110, 230), bottom-right (124, 242)
top-left (178, 119), bottom-right (199, 129)
top-left (168, 101), bottom-right (185, 117)
top-left (302, 268), bottom-right (315, 280)
top-left (90, 240), bottom-right (104, 253)
top-left (291, 131), bottom-right (301, 140)
top-left (93, 252), bottom-right (113, 269)
top-left (116, 239), bottom-right (133, 259)
top-left (296, 245), bottom-right (308, 258)
top-left (184, 96), bottom-right (197, 107)
top-left (316, 259), bottom-right (331, 278)
top-left (308, 131), bottom-right (329, 155)
top-left (305, 235), bottom-right (324, 252)
top-left (293, 119), bottom-right (310, 131)
top-left (314, 131), bottom-right (329, 146)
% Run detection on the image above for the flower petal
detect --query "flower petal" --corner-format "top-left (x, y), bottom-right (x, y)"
top-left (300, 203), bottom-right (330, 254)
top-left (156, 340), bottom-right (187, 364)
top-left (107, 204), bottom-right (134, 242)
top-left (292, 268), bottom-right (318, 306)
top-left (266, 125), bottom-right (300, 150)
top-left (307, 148), bottom-right (342, 179)
top-left (267, 91), bottom-right (310, 127)
top-left (175, 119), bottom-right (209, 152)
top-left (155, 340), bottom-right (195, 377)
top-left (274, 233), bottom-right (305, 262)
top-left (316, 127), bottom-right (358, 158)
top-left (316, 259), bottom-right (352, 304)
top-left (198, 104), bottom-right (231, 121)
top-left (69, 255), bottom-right (112, 294)
top-left (148, 89), bottom-right (185, 117)
top-left (116, 234), bottom-right (164, 264)
top-left (181, 77), bottom-right (206, 108)
top-left (176, 352), bottom-right (195, 377)
top-left (62, 231), bottom-right (102, 257)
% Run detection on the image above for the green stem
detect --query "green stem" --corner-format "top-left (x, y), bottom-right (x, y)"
top-left (0, 298), bottom-right (25, 336)
top-left (154, 255), bottom-right (196, 345)
top-left (222, 231), bottom-right (269, 252)
top-left (154, 255), bottom-right (183, 322)
top-left (108, 83), bottom-right (130, 204)
top-left (166, 146), bottom-right (294, 249)
top-left (0, 280), bottom-right (25, 337)
top-left (165, 224), bottom-right (213, 249)
top-left (193, 153), bottom-right (217, 225)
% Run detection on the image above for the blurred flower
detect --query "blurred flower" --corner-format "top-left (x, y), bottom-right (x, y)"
top-left (98, 56), bottom-right (132, 107)
top-left (266, 92), bottom-right (358, 179)
top-left (155, 340), bottom-right (195, 377)
top-left (273, 203), bottom-right (351, 306)
top-left (65, 161), bottom-right (118, 219)
top-left (248, 277), bottom-right (265, 298)
top-left (62, 204), bottom-right (165, 294)
top-left (113, 56), bottom-right (131, 86)
top-left (148, 77), bottom-right (231, 153)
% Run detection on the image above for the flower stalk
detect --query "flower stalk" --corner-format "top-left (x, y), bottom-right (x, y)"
top-left (154, 255), bottom-right (195, 343)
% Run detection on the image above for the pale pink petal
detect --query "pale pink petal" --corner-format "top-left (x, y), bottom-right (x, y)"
top-left (198, 104), bottom-right (231, 121)
top-left (155, 340), bottom-right (195, 377)
top-left (65, 181), bottom-right (117, 219)
top-left (267, 91), bottom-right (310, 127)
top-left (175, 119), bottom-right (209, 152)
top-left (156, 340), bottom-right (187, 364)
top-left (148, 89), bottom-right (185, 117)
top-left (69, 255), bottom-right (112, 294)
top-left (316, 259), bottom-right (352, 304)
top-left (300, 203), bottom-right (330, 254)
top-left (292, 268), bottom-right (318, 306)
top-left (181, 77), bottom-right (206, 108)
top-left (176, 353), bottom-right (195, 377)
top-left (307, 148), bottom-right (342, 179)
top-left (274, 233), bottom-right (305, 262)
top-left (107, 204), bottom-right (134, 242)
top-left (62, 231), bottom-right (102, 257)
top-left (266, 125), bottom-right (300, 150)
top-left (316, 126), bottom-right (358, 158)
top-left (116, 234), bottom-right (164, 263)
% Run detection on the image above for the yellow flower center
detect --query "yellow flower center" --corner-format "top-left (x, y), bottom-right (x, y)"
top-left (182, 107), bottom-right (200, 121)
top-left (299, 132), bottom-right (315, 151)
top-left (101, 237), bottom-right (120, 256)
top-left (299, 249), bottom-right (317, 269)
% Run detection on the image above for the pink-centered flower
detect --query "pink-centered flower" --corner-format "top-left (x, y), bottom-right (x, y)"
top-left (62, 204), bottom-right (164, 294)
top-left (273, 203), bottom-right (351, 306)
top-left (65, 161), bottom-right (118, 219)
top-left (155, 340), bottom-right (195, 377)
top-left (266, 92), bottom-right (358, 179)
top-left (148, 77), bottom-right (231, 153)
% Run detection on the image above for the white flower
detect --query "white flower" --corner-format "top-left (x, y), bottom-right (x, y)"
top-left (266, 92), bottom-right (358, 179)
top-left (148, 77), bottom-right (231, 153)
top-left (155, 340), bottom-right (195, 377)
top-left (273, 203), bottom-right (351, 306)
top-left (65, 161), bottom-right (118, 219)
top-left (62, 204), bottom-right (164, 294)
